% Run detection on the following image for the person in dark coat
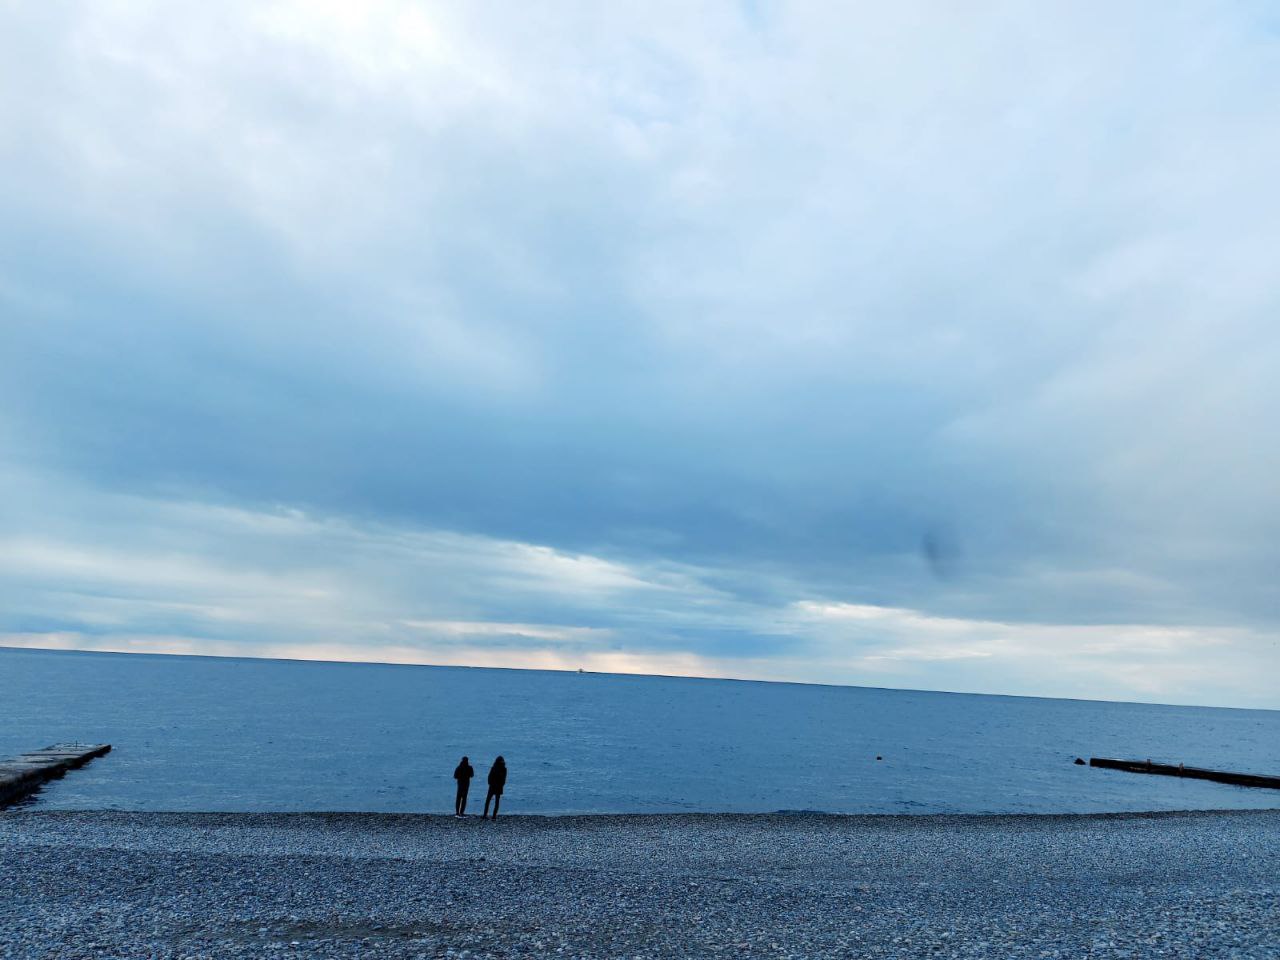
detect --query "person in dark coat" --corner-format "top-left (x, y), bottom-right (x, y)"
top-left (483, 756), bottom-right (507, 820)
top-left (453, 756), bottom-right (474, 817)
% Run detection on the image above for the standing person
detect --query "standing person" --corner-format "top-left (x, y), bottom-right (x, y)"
top-left (453, 756), bottom-right (474, 818)
top-left (483, 756), bottom-right (507, 820)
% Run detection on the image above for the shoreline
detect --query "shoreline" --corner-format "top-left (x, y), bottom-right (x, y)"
top-left (3, 808), bottom-right (1277, 958)
top-left (6, 805), bottom-right (1280, 822)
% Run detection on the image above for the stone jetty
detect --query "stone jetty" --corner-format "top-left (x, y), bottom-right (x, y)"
top-left (0, 743), bottom-right (111, 806)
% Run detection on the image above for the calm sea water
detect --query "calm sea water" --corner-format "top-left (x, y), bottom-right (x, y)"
top-left (2, 647), bottom-right (1277, 815)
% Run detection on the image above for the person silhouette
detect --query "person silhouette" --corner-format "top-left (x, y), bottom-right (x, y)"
top-left (483, 756), bottom-right (507, 820)
top-left (453, 755), bottom-right (474, 818)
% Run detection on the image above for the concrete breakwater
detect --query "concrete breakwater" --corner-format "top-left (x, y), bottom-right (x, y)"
top-left (1089, 756), bottom-right (1280, 789)
top-left (0, 744), bottom-right (111, 806)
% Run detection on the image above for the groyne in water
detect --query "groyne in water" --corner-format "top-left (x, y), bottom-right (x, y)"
top-left (1089, 756), bottom-right (1280, 790)
top-left (0, 743), bottom-right (112, 806)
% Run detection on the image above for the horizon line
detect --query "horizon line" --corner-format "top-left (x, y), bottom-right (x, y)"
top-left (3, 642), bottom-right (1274, 715)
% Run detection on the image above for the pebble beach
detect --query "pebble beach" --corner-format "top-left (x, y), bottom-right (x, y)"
top-left (2, 808), bottom-right (1278, 958)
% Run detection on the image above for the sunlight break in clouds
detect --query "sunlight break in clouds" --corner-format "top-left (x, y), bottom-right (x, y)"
top-left (2, 2), bottom-right (1279, 706)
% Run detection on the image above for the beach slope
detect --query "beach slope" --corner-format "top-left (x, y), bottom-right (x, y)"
top-left (2, 809), bottom-right (1277, 958)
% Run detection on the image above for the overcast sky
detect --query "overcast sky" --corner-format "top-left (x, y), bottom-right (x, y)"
top-left (2, 2), bottom-right (1278, 707)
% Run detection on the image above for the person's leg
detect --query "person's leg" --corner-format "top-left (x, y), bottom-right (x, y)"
top-left (458, 784), bottom-right (469, 816)
top-left (491, 794), bottom-right (500, 820)
top-left (483, 790), bottom-right (493, 818)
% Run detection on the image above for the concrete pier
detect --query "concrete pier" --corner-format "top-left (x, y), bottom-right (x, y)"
top-left (1089, 756), bottom-right (1280, 789)
top-left (0, 743), bottom-right (111, 806)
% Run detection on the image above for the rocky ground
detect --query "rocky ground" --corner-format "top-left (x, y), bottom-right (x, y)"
top-left (1, 809), bottom-right (1277, 958)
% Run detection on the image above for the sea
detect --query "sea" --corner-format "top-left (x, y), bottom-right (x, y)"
top-left (2, 647), bottom-right (1277, 815)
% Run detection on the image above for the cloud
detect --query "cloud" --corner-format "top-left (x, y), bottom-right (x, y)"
top-left (1, 470), bottom-right (1276, 706)
top-left (1, 2), bottom-right (1278, 706)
